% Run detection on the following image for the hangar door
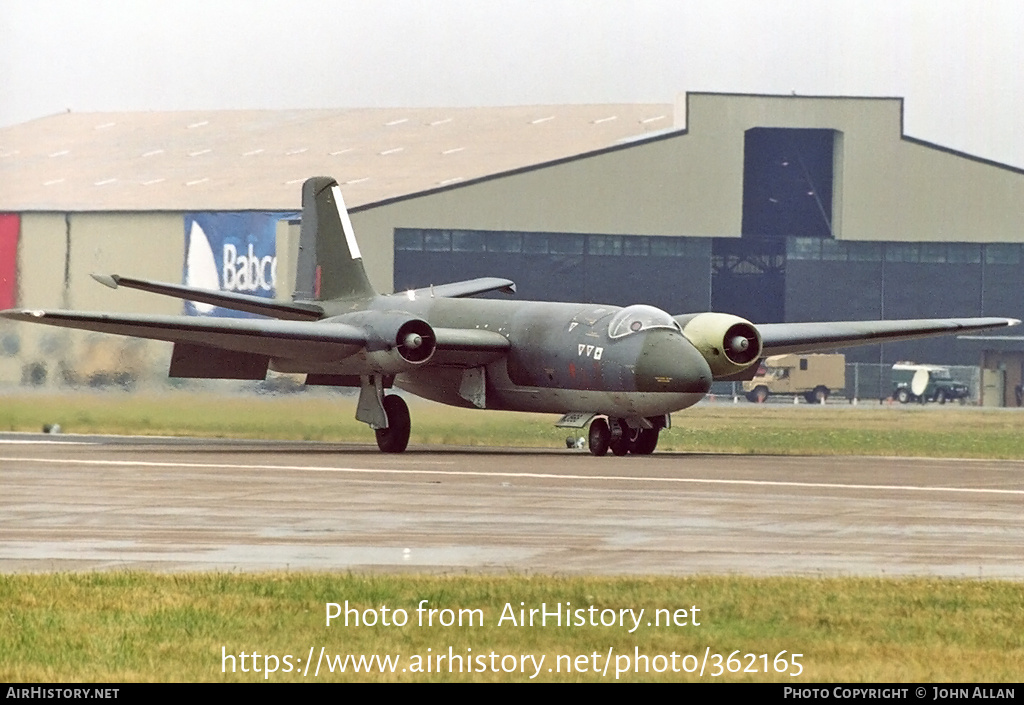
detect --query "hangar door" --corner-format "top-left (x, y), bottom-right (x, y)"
top-left (713, 127), bottom-right (839, 324)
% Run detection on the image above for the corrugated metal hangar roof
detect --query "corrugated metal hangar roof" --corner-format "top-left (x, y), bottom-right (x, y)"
top-left (0, 105), bottom-right (675, 212)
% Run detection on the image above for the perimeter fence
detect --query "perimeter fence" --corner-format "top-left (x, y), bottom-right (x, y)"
top-left (710, 364), bottom-right (981, 404)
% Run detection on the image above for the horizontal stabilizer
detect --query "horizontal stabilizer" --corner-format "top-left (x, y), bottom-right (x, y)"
top-left (757, 317), bottom-right (1020, 356)
top-left (402, 278), bottom-right (517, 299)
top-left (91, 274), bottom-right (324, 321)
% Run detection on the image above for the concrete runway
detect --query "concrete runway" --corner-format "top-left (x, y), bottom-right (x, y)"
top-left (2, 433), bottom-right (1023, 577)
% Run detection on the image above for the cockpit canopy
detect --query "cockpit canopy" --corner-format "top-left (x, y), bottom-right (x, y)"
top-left (607, 305), bottom-right (682, 339)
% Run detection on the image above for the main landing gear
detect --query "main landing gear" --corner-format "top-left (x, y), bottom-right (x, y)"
top-left (587, 416), bottom-right (663, 456)
top-left (356, 376), bottom-right (412, 453)
top-left (375, 395), bottom-right (411, 453)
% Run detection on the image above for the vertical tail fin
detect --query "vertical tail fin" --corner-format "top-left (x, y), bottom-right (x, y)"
top-left (292, 176), bottom-right (377, 301)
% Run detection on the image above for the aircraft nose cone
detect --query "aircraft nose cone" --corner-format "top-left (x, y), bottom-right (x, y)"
top-left (634, 330), bottom-right (713, 393)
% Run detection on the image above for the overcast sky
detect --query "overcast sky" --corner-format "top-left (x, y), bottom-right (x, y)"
top-left (2, 0), bottom-right (1022, 166)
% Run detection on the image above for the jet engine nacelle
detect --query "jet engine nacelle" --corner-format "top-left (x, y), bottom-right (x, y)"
top-left (678, 312), bottom-right (762, 379)
top-left (330, 310), bottom-right (436, 372)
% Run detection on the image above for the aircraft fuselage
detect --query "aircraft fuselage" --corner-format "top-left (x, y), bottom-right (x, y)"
top-left (366, 295), bottom-right (713, 418)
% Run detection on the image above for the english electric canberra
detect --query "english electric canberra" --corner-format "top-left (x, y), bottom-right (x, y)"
top-left (3, 177), bottom-right (1016, 454)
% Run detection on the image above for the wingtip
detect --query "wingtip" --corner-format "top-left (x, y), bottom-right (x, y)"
top-left (0, 309), bottom-right (46, 320)
top-left (91, 273), bottom-right (120, 289)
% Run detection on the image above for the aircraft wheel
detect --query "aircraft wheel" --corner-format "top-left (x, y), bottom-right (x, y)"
top-left (375, 395), bottom-right (411, 453)
top-left (588, 418), bottom-right (610, 456)
top-left (631, 428), bottom-right (660, 455)
top-left (609, 421), bottom-right (634, 456)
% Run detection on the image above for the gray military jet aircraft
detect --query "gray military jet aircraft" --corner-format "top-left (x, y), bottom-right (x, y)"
top-left (2, 176), bottom-right (1018, 455)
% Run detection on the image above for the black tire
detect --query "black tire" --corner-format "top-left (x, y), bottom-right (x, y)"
top-left (609, 426), bottom-right (632, 456)
top-left (753, 386), bottom-right (769, 403)
top-left (631, 428), bottom-right (660, 455)
top-left (588, 418), bottom-right (610, 457)
top-left (814, 386), bottom-right (829, 403)
top-left (803, 392), bottom-right (816, 404)
top-left (375, 395), bottom-right (411, 453)
top-left (896, 388), bottom-right (910, 404)
top-left (610, 439), bottom-right (630, 456)
top-left (936, 389), bottom-right (946, 404)
top-left (605, 418), bottom-right (631, 456)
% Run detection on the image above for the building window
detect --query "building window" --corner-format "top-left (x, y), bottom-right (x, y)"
top-left (622, 237), bottom-right (649, 257)
top-left (947, 244), bottom-right (981, 264)
top-left (985, 243), bottom-right (1020, 265)
top-left (423, 231), bottom-right (451, 251)
top-left (452, 230), bottom-right (485, 252)
top-left (587, 235), bottom-right (622, 256)
top-left (522, 233), bottom-right (549, 254)
top-left (820, 239), bottom-right (847, 261)
top-left (486, 232), bottom-right (522, 253)
top-left (787, 238), bottom-right (821, 260)
top-left (548, 234), bottom-right (584, 255)
top-left (395, 229), bottom-right (423, 251)
top-left (885, 243), bottom-right (919, 263)
top-left (919, 243), bottom-right (946, 263)
top-left (846, 242), bottom-right (881, 262)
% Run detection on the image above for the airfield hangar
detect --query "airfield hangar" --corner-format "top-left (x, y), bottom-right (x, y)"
top-left (0, 92), bottom-right (1022, 400)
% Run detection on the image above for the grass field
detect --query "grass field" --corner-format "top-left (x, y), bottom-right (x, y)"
top-left (2, 573), bottom-right (1021, 682)
top-left (1, 388), bottom-right (1022, 458)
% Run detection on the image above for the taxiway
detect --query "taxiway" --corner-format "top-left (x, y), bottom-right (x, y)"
top-left (2, 434), bottom-right (1022, 577)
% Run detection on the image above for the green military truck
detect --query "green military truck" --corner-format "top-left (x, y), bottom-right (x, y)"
top-left (743, 353), bottom-right (845, 403)
top-left (891, 363), bottom-right (970, 404)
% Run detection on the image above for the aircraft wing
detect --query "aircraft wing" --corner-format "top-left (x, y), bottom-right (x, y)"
top-left (0, 308), bottom-right (511, 374)
top-left (757, 317), bottom-right (1020, 356)
top-left (0, 309), bottom-right (365, 361)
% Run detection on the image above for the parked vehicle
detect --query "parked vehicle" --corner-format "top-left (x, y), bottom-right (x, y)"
top-left (891, 362), bottom-right (969, 404)
top-left (743, 353), bottom-right (845, 403)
